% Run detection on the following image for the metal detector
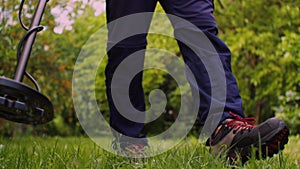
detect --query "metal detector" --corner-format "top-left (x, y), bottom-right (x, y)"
top-left (0, 0), bottom-right (53, 124)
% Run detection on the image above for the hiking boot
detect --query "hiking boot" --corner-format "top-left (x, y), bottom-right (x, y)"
top-left (206, 112), bottom-right (289, 163)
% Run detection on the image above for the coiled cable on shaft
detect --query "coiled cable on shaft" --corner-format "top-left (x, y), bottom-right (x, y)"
top-left (17, 0), bottom-right (44, 92)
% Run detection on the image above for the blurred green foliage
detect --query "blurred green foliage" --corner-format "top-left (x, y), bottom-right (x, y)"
top-left (0, 0), bottom-right (299, 136)
top-left (214, 0), bottom-right (299, 128)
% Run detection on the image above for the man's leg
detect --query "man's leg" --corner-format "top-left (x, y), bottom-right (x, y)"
top-left (105, 0), bottom-right (157, 150)
top-left (159, 0), bottom-right (244, 125)
top-left (159, 0), bottom-right (289, 162)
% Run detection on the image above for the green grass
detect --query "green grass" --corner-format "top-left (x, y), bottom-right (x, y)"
top-left (0, 135), bottom-right (299, 169)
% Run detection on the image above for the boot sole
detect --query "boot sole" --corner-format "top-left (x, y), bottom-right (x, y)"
top-left (227, 125), bottom-right (289, 163)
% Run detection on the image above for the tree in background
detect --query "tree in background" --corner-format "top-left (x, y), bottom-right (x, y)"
top-left (215, 0), bottom-right (299, 133)
top-left (0, 0), bottom-right (299, 136)
top-left (0, 0), bottom-right (104, 136)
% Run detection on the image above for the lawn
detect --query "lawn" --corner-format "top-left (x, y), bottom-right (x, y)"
top-left (0, 135), bottom-right (299, 169)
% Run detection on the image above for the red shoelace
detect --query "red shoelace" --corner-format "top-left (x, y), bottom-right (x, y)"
top-left (226, 112), bottom-right (256, 132)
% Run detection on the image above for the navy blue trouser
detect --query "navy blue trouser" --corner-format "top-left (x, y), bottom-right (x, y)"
top-left (105, 0), bottom-right (245, 147)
